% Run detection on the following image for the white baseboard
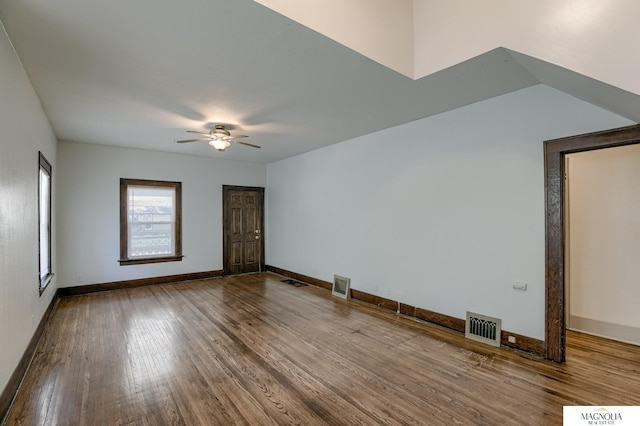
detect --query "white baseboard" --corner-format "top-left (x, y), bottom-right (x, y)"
top-left (569, 315), bottom-right (640, 346)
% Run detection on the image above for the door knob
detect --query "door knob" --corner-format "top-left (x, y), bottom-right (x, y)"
top-left (255, 230), bottom-right (260, 233)
top-left (255, 235), bottom-right (260, 240)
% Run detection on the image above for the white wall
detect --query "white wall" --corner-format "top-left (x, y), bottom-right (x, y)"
top-left (254, 0), bottom-right (414, 78)
top-left (567, 144), bottom-right (640, 344)
top-left (414, 0), bottom-right (640, 96)
top-left (255, 0), bottom-right (640, 98)
top-left (0, 21), bottom-right (58, 395)
top-left (266, 85), bottom-right (634, 340)
top-left (57, 141), bottom-right (265, 287)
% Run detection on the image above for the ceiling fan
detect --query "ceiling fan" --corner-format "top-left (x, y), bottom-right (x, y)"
top-left (177, 125), bottom-right (261, 151)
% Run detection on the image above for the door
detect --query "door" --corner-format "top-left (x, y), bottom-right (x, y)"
top-left (223, 185), bottom-right (264, 275)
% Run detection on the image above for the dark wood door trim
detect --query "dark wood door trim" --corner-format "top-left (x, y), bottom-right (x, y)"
top-left (222, 185), bottom-right (265, 275)
top-left (544, 124), bottom-right (640, 362)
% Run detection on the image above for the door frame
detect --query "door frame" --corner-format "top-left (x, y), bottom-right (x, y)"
top-left (544, 124), bottom-right (640, 362)
top-left (222, 185), bottom-right (265, 275)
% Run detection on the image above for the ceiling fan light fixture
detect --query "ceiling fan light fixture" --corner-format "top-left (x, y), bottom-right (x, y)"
top-left (212, 125), bottom-right (231, 137)
top-left (178, 124), bottom-right (259, 150)
top-left (209, 139), bottom-right (231, 151)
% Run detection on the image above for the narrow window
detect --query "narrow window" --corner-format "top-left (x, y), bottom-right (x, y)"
top-left (119, 178), bottom-right (182, 265)
top-left (38, 152), bottom-right (53, 294)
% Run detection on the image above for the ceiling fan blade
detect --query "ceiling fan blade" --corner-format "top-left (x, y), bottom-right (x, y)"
top-left (233, 135), bottom-right (249, 138)
top-left (177, 138), bottom-right (210, 143)
top-left (231, 140), bottom-right (261, 149)
top-left (186, 130), bottom-right (213, 137)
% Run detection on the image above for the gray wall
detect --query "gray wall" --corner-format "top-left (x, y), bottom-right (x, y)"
top-left (56, 141), bottom-right (266, 287)
top-left (0, 21), bottom-right (58, 394)
top-left (266, 85), bottom-right (634, 340)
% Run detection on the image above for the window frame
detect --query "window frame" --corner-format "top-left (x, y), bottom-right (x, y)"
top-left (119, 178), bottom-right (183, 266)
top-left (38, 152), bottom-right (54, 294)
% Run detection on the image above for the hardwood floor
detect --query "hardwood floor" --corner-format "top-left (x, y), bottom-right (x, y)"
top-left (4, 273), bottom-right (640, 425)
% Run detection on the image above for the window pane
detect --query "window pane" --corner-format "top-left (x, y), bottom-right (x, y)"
top-left (39, 168), bottom-right (50, 279)
top-left (127, 186), bottom-right (175, 258)
top-left (129, 223), bottom-right (174, 257)
top-left (119, 178), bottom-right (182, 265)
top-left (38, 152), bottom-right (53, 291)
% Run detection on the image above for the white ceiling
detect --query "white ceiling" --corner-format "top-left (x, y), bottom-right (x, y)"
top-left (0, 0), bottom-right (636, 163)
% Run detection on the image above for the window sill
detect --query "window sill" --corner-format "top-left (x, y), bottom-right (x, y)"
top-left (39, 273), bottom-right (54, 296)
top-left (118, 255), bottom-right (184, 266)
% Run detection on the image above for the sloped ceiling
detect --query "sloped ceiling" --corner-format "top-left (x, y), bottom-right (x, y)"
top-left (0, 0), bottom-right (637, 163)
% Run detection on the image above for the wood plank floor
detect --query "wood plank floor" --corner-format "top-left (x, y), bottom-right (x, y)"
top-left (4, 273), bottom-right (640, 425)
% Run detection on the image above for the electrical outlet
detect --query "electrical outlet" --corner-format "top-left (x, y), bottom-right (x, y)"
top-left (512, 281), bottom-right (527, 291)
top-left (508, 335), bottom-right (516, 343)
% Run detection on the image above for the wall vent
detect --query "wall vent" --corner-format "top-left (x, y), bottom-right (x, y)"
top-left (281, 279), bottom-right (308, 287)
top-left (465, 312), bottom-right (502, 347)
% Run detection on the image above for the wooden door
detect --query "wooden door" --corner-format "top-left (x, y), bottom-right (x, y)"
top-left (223, 186), bottom-right (264, 275)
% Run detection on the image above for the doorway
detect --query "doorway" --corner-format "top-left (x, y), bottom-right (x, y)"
top-left (565, 145), bottom-right (640, 345)
top-left (544, 125), bottom-right (640, 362)
top-left (222, 185), bottom-right (265, 275)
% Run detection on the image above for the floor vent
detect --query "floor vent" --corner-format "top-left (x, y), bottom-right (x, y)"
top-left (281, 279), bottom-right (308, 287)
top-left (465, 312), bottom-right (502, 347)
top-left (332, 275), bottom-right (351, 299)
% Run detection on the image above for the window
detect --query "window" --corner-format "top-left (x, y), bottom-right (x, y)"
top-left (38, 152), bottom-right (53, 294)
top-left (119, 178), bottom-right (182, 265)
